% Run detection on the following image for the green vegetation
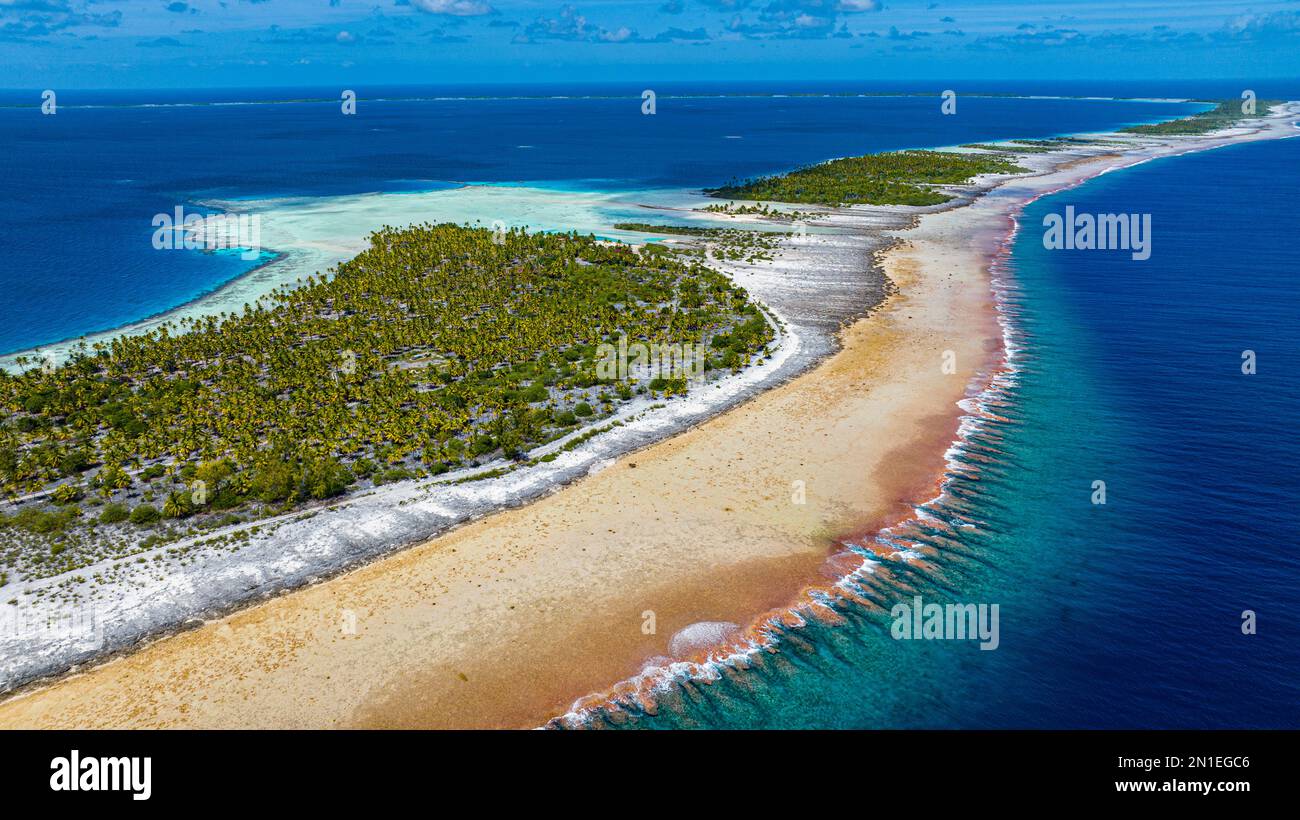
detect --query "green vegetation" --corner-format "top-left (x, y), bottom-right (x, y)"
top-left (0, 224), bottom-right (774, 578)
top-left (960, 136), bottom-right (1107, 155)
top-left (614, 222), bottom-right (726, 236)
top-left (1011, 138), bottom-right (1098, 147)
top-left (99, 503), bottom-right (129, 524)
top-left (613, 223), bottom-right (787, 264)
top-left (129, 504), bottom-right (161, 526)
top-left (1122, 99), bottom-right (1277, 136)
top-left (696, 202), bottom-right (815, 221)
top-left (961, 142), bottom-right (1053, 154)
top-left (705, 150), bottom-right (1026, 207)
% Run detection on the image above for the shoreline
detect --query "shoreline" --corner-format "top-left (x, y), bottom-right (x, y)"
top-left (0, 184), bottom-right (679, 371)
top-left (0, 105), bottom-right (1296, 728)
top-left (0, 183), bottom-right (904, 694)
top-left (545, 107), bottom-right (1300, 725)
top-left (0, 249), bottom-right (285, 367)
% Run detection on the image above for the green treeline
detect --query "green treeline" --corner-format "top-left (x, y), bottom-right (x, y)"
top-left (704, 150), bottom-right (1026, 207)
top-left (0, 224), bottom-right (773, 571)
top-left (1123, 99), bottom-right (1278, 136)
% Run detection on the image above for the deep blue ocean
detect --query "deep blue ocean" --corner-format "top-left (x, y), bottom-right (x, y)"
top-left (593, 134), bottom-right (1300, 729)
top-left (2, 83), bottom-right (1297, 727)
top-left (0, 83), bottom-right (1211, 356)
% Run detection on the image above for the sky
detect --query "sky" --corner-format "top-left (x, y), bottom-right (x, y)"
top-left (3, 0), bottom-right (1300, 88)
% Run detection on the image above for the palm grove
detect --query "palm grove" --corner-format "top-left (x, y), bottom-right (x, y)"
top-left (0, 224), bottom-right (774, 580)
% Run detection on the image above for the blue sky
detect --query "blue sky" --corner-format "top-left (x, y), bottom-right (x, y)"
top-left (3, 0), bottom-right (1300, 88)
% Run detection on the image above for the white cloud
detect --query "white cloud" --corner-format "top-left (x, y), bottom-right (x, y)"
top-left (409, 0), bottom-right (495, 16)
top-left (838, 0), bottom-right (882, 11)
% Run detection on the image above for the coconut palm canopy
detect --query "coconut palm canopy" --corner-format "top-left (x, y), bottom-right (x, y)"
top-left (705, 150), bottom-right (1027, 207)
top-left (0, 223), bottom-right (774, 576)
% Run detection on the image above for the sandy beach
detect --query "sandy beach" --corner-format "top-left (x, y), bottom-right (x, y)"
top-left (1, 106), bottom-right (1295, 729)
